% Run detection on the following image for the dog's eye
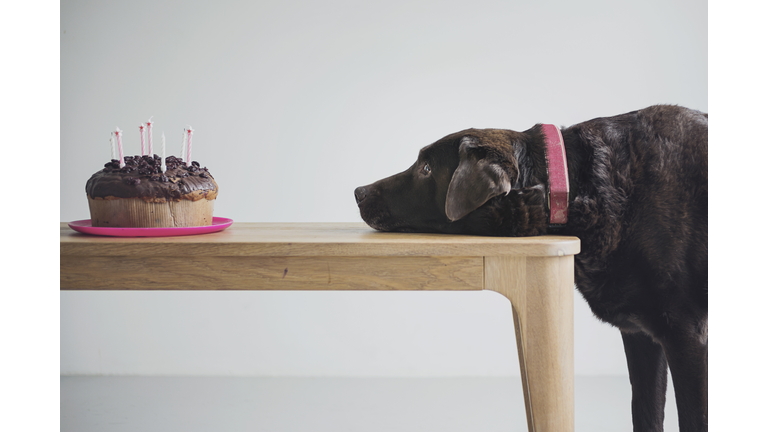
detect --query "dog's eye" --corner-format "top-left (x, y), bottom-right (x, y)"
top-left (421, 163), bottom-right (431, 175)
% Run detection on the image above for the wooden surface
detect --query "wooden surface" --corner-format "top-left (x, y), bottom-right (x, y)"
top-left (61, 255), bottom-right (485, 290)
top-left (61, 222), bottom-right (579, 292)
top-left (60, 221), bottom-right (580, 432)
top-left (486, 256), bottom-right (575, 432)
top-left (60, 222), bottom-right (580, 257)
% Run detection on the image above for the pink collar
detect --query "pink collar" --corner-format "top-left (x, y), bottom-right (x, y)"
top-left (541, 124), bottom-right (570, 226)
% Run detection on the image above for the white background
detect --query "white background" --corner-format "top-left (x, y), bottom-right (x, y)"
top-left (0, 0), bottom-right (755, 430)
top-left (58, 0), bottom-right (706, 378)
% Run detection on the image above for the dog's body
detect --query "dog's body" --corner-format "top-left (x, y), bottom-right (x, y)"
top-left (355, 105), bottom-right (707, 431)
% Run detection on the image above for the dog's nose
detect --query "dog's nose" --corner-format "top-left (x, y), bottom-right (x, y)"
top-left (354, 186), bottom-right (367, 204)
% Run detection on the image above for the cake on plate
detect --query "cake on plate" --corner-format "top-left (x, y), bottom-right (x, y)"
top-left (85, 155), bottom-right (218, 227)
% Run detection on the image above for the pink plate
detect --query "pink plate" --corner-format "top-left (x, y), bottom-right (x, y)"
top-left (68, 217), bottom-right (233, 237)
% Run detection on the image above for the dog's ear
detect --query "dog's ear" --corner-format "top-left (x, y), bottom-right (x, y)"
top-left (445, 136), bottom-right (511, 221)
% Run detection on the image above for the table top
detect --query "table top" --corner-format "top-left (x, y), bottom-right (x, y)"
top-left (60, 222), bottom-right (580, 257)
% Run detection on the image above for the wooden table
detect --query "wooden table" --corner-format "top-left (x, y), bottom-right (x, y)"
top-left (60, 222), bottom-right (580, 432)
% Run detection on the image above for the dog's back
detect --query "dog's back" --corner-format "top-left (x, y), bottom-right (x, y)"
top-left (562, 106), bottom-right (708, 328)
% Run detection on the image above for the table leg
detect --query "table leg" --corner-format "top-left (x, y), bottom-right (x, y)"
top-left (485, 256), bottom-right (574, 432)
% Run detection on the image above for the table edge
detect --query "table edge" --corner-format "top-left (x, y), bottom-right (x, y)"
top-left (60, 222), bottom-right (580, 257)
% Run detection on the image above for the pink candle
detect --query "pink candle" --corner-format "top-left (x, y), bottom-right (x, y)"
top-left (139, 124), bottom-right (146, 156)
top-left (115, 127), bottom-right (125, 167)
top-left (186, 126), bottom-right (194, 164)
top-left (146, 117), bottom-right (154, 156)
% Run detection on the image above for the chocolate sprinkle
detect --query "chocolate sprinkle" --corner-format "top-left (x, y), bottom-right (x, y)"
top-left (86, 155), bottom-right (217, 201)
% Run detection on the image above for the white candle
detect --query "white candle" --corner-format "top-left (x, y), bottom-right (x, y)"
top-left (110, 134), bottom-right (116, 161)
top-left (161, 132), bottom-right (167, 173)
top-left (146, 117), bottom-right (154, 156)
top-left (139, 124), bottom-right (146, 156)
top-left (115, 127), bottom-right (125, 167)
top-left (186, 126), bottom-right (194, 164)
top-left (180, 128), bottom-right (186, 163)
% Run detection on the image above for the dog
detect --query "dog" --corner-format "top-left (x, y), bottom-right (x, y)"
top-left (354, 105), bottom-right (707, 432)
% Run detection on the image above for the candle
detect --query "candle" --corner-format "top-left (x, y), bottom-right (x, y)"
top-left (180, 129), bottom-right (186, 163)
top-left (110, 134), bottom-right (116, 161)
top-left (146, 117), bottom-right (154, 156)
top-left (185, 126), bottom-right (194, 165)
top-left (115, 127), bottom-right (125, 167)
top-left (161, 132), bottom-right (167, 173)
top-left (139, 124), bottom-right (146, 156)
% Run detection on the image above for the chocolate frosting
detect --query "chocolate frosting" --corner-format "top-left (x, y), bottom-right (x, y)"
top-left (86, 155), bottom-right (218, 202)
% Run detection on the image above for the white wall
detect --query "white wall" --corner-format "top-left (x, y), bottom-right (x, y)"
top-left (60, 0), bottom-right (707, 377)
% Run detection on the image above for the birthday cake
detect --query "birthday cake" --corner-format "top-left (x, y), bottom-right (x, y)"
top-left (85, 154), bottom-right (218, 227)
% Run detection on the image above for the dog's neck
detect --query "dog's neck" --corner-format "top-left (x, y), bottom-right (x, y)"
top-left (541, 124), bottom-right (570, 227)
top-left (513, 124), bottom-right (572, 229)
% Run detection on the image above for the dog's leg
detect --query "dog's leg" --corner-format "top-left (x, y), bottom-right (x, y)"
top-left (662, 327), bottom-right (708, 432)
top-left (622, 332), bottom-right (668, 432)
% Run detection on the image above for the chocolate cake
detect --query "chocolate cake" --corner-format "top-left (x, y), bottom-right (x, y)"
top-left (85, 155), bottom-right (218, 227)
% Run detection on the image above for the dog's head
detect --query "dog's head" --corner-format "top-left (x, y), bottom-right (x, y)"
top-left (355, 128), bottom-right (547, 235)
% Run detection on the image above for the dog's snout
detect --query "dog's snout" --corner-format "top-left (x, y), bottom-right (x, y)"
top-left (354, 186), bottom-right (367, 204)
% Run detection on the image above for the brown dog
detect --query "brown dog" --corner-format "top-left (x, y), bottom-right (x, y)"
top-left (355, 105), bottom-right (708, 432)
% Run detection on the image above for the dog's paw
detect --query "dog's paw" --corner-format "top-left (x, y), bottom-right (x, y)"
top-left (465, 185), bottom-right (548, 236)
top-left (509, 186), bottom-right (548, 235)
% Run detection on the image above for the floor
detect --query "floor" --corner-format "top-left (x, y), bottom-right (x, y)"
top-left (61, 375), bottom-right (679, 431)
